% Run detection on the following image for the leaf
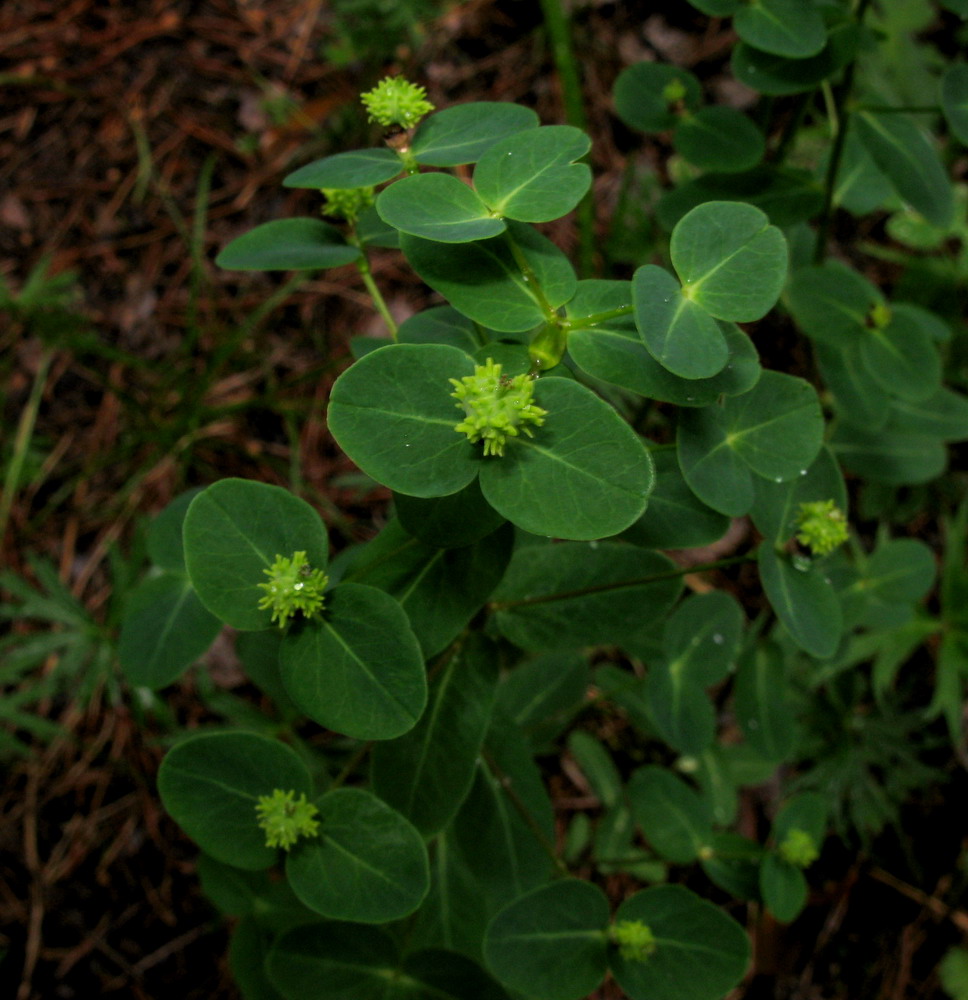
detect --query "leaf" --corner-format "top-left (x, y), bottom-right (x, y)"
top-left (677, 406), bottom-right (756, 517)
top-left (732, 640), bottom-right (796, 760)
top-left (327, 343), bottom-right (480, 498)
top-left (398, 305), bottom-right (484, 353)
top-left (285, 788), bottom-right (429, 922)
top-left (118, 573), bottom-right (221, 690)
top-left (670, 201), bottom-right (788, 322)
top-left (401, 222), bottom-right (577, 332)
top-left (674, 107), bottom-right (765, 173)
top-left (656, 167), bottom-right (823, 230)
top-left (663, 590), bottom-right (745, 686)
top-left (814, 341), bottom-right (891, 429)
top-left (492, 543), bottom-right (681, 651)
top-left (632, 264), bottom-right (729, 379)
top-left (613, 62), bottom-right (703, 132)
top-left (734, 0), bottom-right (827, 58)
top-left (411, 102), bottom-right (540, 166)
top-left (283, 148), bottom-right (404, 188)
top-left (347, 518), bottom-right (513, 657)
top-left (646, 661), bottom-right (716, 755)
top-left (942, 63), bottom-right (968, 145)
top-left (622, 447), bottom-right (730, 550)
top-left (827, 129), bottom-right (894, 215)
top-left (483, 880), bottom-right (610, 1000)
top-left (478, 378), bottom-right (654, 539)
top-left (393, 478), bottom-right (506, 548)
top-left (859, 309), bottom-right (941, 403)
top-left (786, 261), bottom-right (881, 347)
top-left (474, 125), bottom-right (592, 222)
top-left (570, 281), bottom-right (759, 404)
top-left (183, 479), bottom-right (330, 631)
top-left (370, 636), bottom-right (499, 836)
top-left (568, 730), bottom-right (623, 808)
top-left (376, 173), bottom-right (505, 243)
top-left (216, 219), bottom-right (361, 271)
top-left (279, 583), bottom-right (427, 740)
top-left (759, 853), bottom-right (808, 923)
top-left (157, 731), bottom-right (312, 870)
top-left (688, 0), bottom-right (741, 14)
top-left (700, 832), bottom-right (763, 900)
top-left (854, 110), bottom-right (955, 228)
top-left (758, 546), bottom-right (842, 660)
top-left (609, 885), bottom-right (750, 1000)
top-left (830, 423), bottom-right (947, 484)
top-left (939, 948), bottom-right (968, 1000)
top-left (495, 651), bottom-right (590, 747)
top-left (627, 765), bottom-right (713, 863)
top-left (147, 489), bottom-right (199, 572)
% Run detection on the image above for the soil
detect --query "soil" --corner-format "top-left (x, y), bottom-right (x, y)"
top-left (2, 2), bottom-right (966, 998)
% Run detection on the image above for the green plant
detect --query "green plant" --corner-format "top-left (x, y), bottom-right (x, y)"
top-left (123, 6), bottom-right (968, 997)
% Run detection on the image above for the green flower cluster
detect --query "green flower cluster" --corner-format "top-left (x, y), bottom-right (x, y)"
top-left (778, 827), bottom-right (820, 868)
top-left (450, 359), bottom-right (548, 457)
top-left (795, 499), bottom-right (849, 556)
top-left (610, 919), bottom-right (657, 962)
top-left (255, 788), bottom-right (320, 850)
top-left (361, 76), bottom-right (435, 129)
top-left (257, 550), bottom-right (329, 627)
top-left (322, 186), bottom-right (375, 222)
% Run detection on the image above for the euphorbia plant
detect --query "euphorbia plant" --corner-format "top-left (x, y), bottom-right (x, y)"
top-left (119, 4), bottom-right (968, 997)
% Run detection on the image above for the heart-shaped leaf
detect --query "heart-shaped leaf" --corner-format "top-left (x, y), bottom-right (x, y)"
top-left (377, 173), bottom-right (505, 243)
top-left (734, 0), bottom-right (826, 58)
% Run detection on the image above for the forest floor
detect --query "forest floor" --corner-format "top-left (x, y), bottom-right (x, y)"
top-left (1, 1), bottom-right (966, 998)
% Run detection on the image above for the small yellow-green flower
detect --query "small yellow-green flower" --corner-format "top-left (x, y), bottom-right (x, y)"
top-left (610, 919), bottom-right (657, 962)
top-left (361, 76), bottom-right (435, 129)
top-left (450, 358), bottom-right (547, 457)
top-left (255, 788), bottom-right (320, 850)
top-left (257, 551), bottom-right (328, 627)
top-left (322, 186), bottom-right (375, 222)
top-left (778, 827), bottom-right (820, 868)
top-left (795, 500), bottom-right (849, 556)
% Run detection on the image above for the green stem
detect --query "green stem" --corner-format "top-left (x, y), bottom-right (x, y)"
top-left (504, 230), bottom-right (557, 321)
top-left (537, 0), bottom-right (595, 277)
top-left (355, 248), bottom-right (398, 340)
top-left (813, 0), bottom-right (873, 264)
top-left (0, 347), bottom-right (55, 546)
top-left (564, 304), bottom-right (635, 330)
top-left (772, 91), bottom-right (812, 166)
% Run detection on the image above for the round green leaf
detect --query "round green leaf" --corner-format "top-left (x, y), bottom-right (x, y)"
top-left (398, 305), bottom-right (484, 353)
top-left (147, 489), bottom-right (200, 573)
top-left (492, 543), bottom-right (681, 651)
top-left (670, 201), bottom-right (788, 322)
top-left (773, 791), bottom-right (827, 846)
top-left (158, 731), bottom-right (312, 870)
top-left (474, 125), bottom-right (592, 222)
top-left (701, 832), bottom-right (764, 900)
top-left (216, 219), bottom-right (361, 271)
top-left (888, 387), bottom-right (968, 440)
top-left (859, 309), bottom-right (941, 403)
top-left (734, 0), bottom-right (827, 58)
top-left (942, 63), bottom-right (968, 145)
top-left (732, 24), bottom-right (860, 95)
top-left (815, 341), bottom-right (891, 429)
top-left (394, 478), bottom-right (506, 548)
top-left (646, 662), bottom-right (716, 755)
top-left (628, 766), bottom-right (713, 863)
top-left (610, 885), bottom-right (750, 1000)
top-left (632, 264), bottom-right (728, 379)
top-left (118, 573), bottom-right (221, 690)
top-left (483, 880), bottom-right (610, 1000)
top-left (479, 377), bottom-right (654, 539)
top-left (286, 788), bottom-right (429, 922)
top-left (721, 371), bottom-right (825, 482)
top-left (677, 405), bottom-right (756, 517)
top-left (355, 203), bottom-right (400, 249)
top-left (376, 173), bottom-right (505, 243)
top-left (759, 853), bottom-right (808, 923)
top-left (371, 635), bottom-right (498, 836)
top-left (826, 129), bottom-right (894, 215)
top-left (663, 590), bottom-right (745, 687)
top-left (411, 102), bottom-right (540, 166)
top-left (733, 640), bottom-right (796, 760)
top-left (327, 343), bottom-right (480, 498)
top-left (854, 110), bottom-right (955, 228)
top-left (266, 921), bottom-right (398, 1000)
top-left (401, 222), bottom-right (577, 332)
top-left (283, 148), bottom-right (404, 188)
top-left (786, 261), bottom-right (881, 347)
top-left (279, 583), bottom-right (427, 740)
top-left (613, 63), bottom-right (702, 133)
top-left (830, 424), bottom-right (947, 484)
top-left (183, 479), bottom-right (330, 630)
top-left (674, 107), bottom-right (765, 173)
top-left (621, 447), bottom-right (730, 550)
top-left (758, 546), bottom-right (842, 659)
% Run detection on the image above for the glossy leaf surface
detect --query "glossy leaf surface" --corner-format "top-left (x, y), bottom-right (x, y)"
top-left (283, 148), bottom-right (403, 188)
top-left (216, 219), bottom-right (361, 271)
top-left (376, 173), bottom-right (505, 243)
top-left (734, 0), bottom-right (826, 58)
top-left (411, 102), bottom-right (540, 165)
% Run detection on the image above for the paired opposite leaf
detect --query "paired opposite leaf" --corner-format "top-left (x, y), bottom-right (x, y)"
top-left (216, 219), bottom-right (361, 271)
top-left (377, 173), bottom-right (504, 243)
top-left (411, 102), bottom-right (540, 166)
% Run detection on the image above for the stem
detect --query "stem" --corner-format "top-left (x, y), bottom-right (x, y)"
top-left (813, 0), bottom-right (873, 264)
top-left (355, 248), bottom-right (398, 340)
top-left (504, 230), bottom-right (556, 321)
top-left (537, 0), bottom-right (595, 277)
top-left (564, 304), bottom-right (635, 330)
top-left (0, 347), bottom-right (54, 546)
top-left (772, 91), bottom-right (812, 166)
